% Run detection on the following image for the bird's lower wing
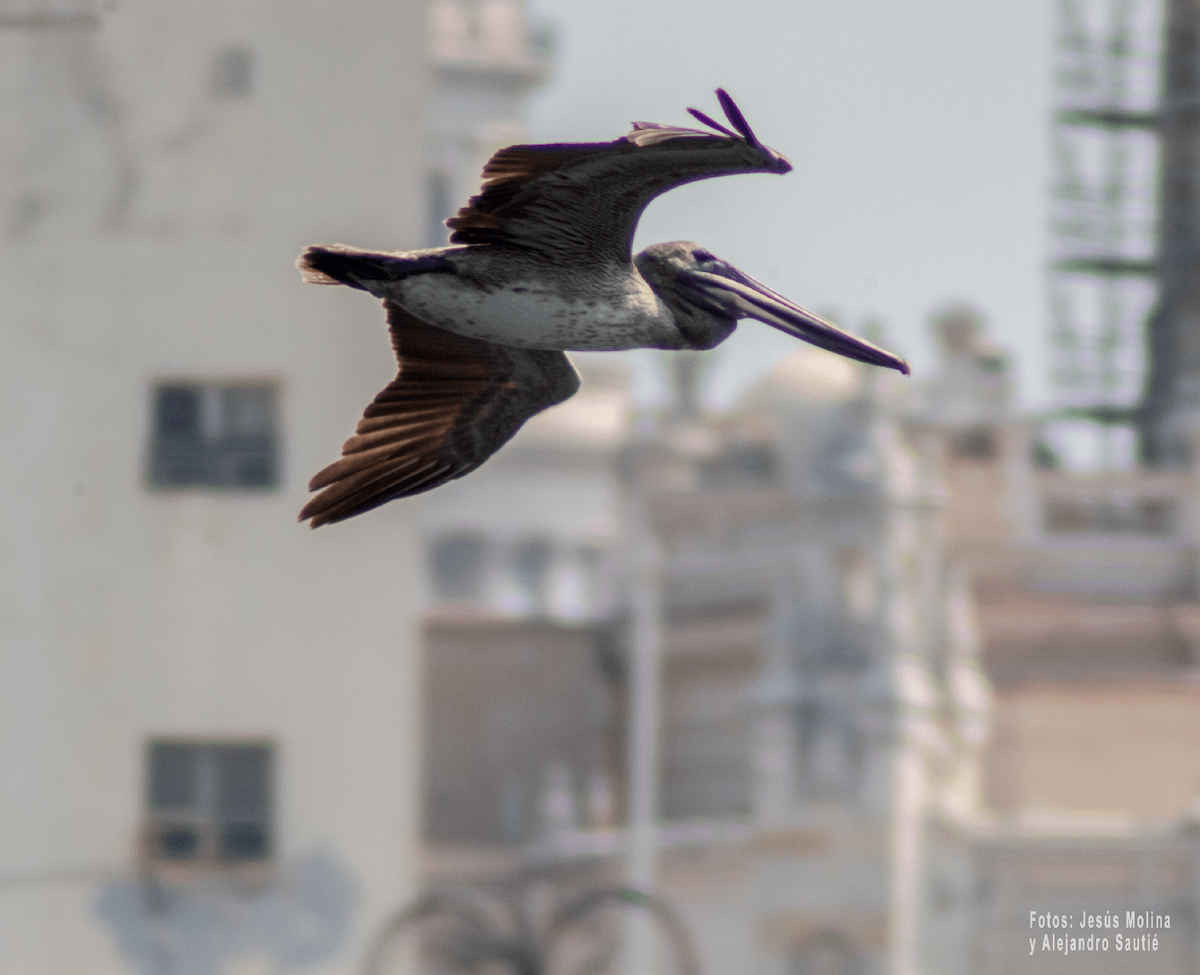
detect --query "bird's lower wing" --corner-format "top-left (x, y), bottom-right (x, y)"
top-left (300, 302), bottom-right (581, 527)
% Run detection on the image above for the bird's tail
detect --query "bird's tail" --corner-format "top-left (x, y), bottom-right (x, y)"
top-left (297, 245), bottom-right (456, 292)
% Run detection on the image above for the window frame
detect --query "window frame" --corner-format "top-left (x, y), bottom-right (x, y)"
top-left (146, 378), bottom-right (283, 492)
top-left (142, 736), bottom-right (278, 876)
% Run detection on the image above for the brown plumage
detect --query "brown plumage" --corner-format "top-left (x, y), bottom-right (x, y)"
top-left (298, 90), bottom-right (908, 526)
top-left (299, 303), bottom-right (578, 527)
top-left (443, 132), bottom-right (788, 263)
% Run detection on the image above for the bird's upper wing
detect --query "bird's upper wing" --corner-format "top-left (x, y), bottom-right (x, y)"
top-left (300, 302), bottom-right (581, 527)
top-left (445, 89), bottom-right (791, 265)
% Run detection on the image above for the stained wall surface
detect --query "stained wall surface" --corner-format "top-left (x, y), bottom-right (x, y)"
top-left (0, 3), bottom-right (428, 973)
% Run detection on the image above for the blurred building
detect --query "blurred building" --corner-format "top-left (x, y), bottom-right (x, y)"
top-left (0, 1), bottom-right (441, 973)
top-left (421, 356), bottom-right (626, 848)
top-left (419, 341), bottom-right (982, 975)
top-left (427, 0), bottom-right (551, 247)
top-left (418, 312), bottom-right (1200, 974)
top-left (917, 307), bottom-right (1200, 975)
top-left (1050, 0), bottom-right (1200, 468)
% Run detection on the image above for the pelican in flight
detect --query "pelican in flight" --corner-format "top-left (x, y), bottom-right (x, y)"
top-left (298, 89), bottom-right (908, 526)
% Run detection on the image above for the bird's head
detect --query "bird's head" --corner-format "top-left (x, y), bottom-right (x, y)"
top-left (635, 241), bottom-right (910, 374)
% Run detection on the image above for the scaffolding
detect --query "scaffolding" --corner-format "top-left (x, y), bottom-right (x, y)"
top-left (1049, 0), bottom-right (1161, 462)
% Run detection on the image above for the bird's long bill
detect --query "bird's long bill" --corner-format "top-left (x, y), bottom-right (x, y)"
top-left (681, 268), bottom-right (910, 375)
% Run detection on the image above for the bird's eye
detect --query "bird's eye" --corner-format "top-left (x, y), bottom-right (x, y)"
top-left (691, 248), bottom-right (717, 264)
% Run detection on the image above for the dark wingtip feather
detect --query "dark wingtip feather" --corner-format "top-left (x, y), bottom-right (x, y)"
top-left (300, 499), bottom-right (329, 527)
top-left (686, 106), bottom-right (737, 138)
top-left (715, 89), bottom-right (761, 148)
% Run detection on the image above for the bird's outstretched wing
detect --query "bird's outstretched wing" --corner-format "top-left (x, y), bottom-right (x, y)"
top-left (445, 89), bottom-right (791, 265)
top-left (300, 302), bottom-right (580, 527)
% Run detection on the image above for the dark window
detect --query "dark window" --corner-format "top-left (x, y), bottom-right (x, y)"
top-left (511, 539), bottom-right (552, 612)
top-left (149, 743), bottom-right (199, 809)
top-left (146, 740), bottom-right (274, 866)
top-left (211, 45), bottom-right (254, 100)
top-left (159, 825), bottom-right (201, 859)
top-left (952, 427), bottom-right (996, 460)
top-left (702, 441), bottom-right (777, 488)
top-left (789, 931), bottom-right (861, 975)
top-left (430, 534), bottom-right (487, 602)
top-left (156, 387), bottom-right (202, 439)
top-left (1043, 497), bottom-right (1175, 536)
top-left (148, 381), bottom-right (279, 490)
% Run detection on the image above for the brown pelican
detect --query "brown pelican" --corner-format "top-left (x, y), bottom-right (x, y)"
top-left (298, 89), bottom-right (908, 527)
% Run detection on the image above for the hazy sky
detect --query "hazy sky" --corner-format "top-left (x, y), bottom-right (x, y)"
top-left (524, 0), bottom-right (1055, 408)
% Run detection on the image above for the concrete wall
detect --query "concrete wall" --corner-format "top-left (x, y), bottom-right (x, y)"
top-left (984, 682), bottom-right (1200, 818)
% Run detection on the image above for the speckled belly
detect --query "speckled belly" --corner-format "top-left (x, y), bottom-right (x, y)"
top-left (396, 276), bottom-right (685, 351)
